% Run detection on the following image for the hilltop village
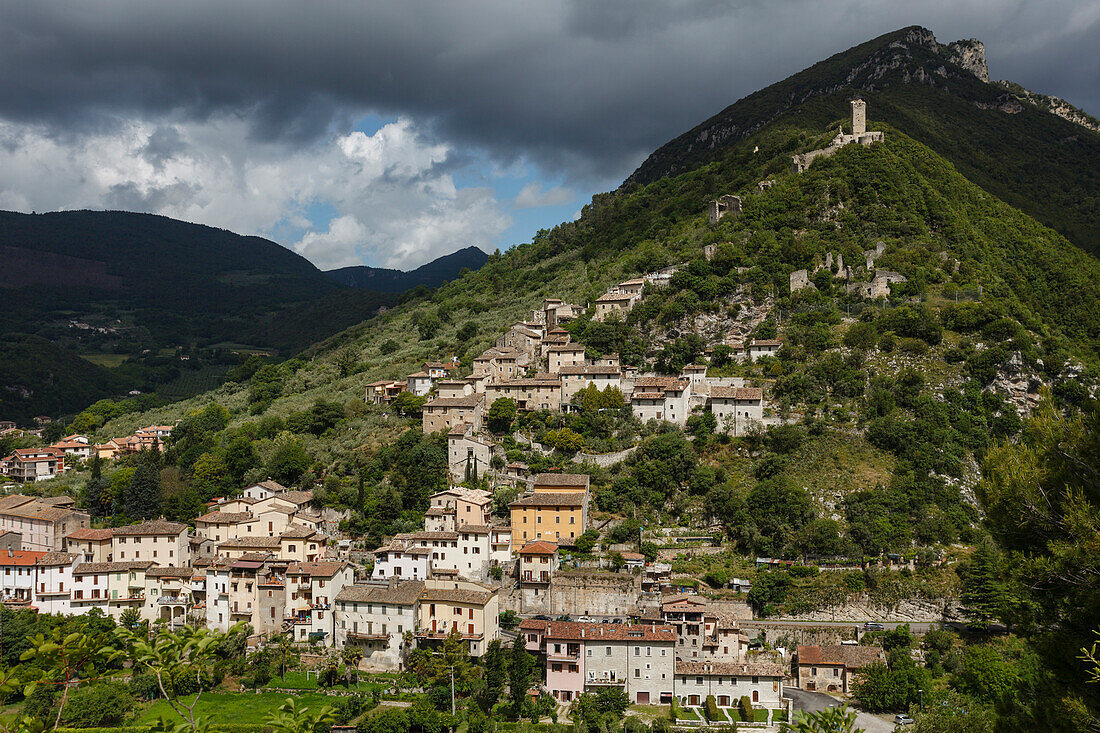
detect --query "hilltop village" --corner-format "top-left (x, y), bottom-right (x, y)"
top-left (0, 97), bottom-right (1068, 730)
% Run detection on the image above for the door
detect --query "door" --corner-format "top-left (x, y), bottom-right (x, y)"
top-left (689, 695), bottom-right (699, 706)
top-left (636, 692), bottom-right (649, 705)
top-left (752, 690), bottom-right (758, 703)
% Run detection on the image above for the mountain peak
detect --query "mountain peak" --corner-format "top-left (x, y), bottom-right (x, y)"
top-left (623, 26), bottom-right (997, 189)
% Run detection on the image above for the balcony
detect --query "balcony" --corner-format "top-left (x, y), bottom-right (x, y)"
top-left (347, 631), bottom-right (390, 641)
top-left (547, 648), bottom-right (580, 662)
top-left (585, 675), bottom-right (625, 686)
top-left (157, 595), bottom-right (192, 605)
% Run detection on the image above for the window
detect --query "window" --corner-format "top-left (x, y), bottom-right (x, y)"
top-left (586, 649), bottom-right (592, 657)
top-left (634, 669), bottom-right (640, 678)
top-left (833, 668), bottom-right (839, 677)
top-left (696, 677), bottom-right (703, 685)
top-left (634, 647), bottom-right (640, 656)
top-left (606, 647), bottom-right (612, 656)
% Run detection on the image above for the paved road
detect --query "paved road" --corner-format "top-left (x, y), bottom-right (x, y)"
top-left (784, 688), bottom-right (897, 733)
top-left (743, 620), bottom-right (941, 632)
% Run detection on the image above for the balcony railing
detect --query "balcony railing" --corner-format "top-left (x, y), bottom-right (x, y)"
top-left (158, 595), bottom-right (192, 605)
top-left (547, 649), bottom-right (580, 662)
top-left (585, 676), bottom-right (625, 686)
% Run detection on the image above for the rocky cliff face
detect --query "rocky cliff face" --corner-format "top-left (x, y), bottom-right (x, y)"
top-left (942, 39), bottom-right (990, 82)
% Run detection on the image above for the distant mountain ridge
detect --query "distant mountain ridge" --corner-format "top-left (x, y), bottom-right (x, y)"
top-left (325, 246), bottom-right (489, 292)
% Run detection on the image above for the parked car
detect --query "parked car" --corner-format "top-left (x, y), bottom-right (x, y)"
top-left (864, 622), bottom-right (885, 631)
top-left (893, 714), bottom-right (915, 726)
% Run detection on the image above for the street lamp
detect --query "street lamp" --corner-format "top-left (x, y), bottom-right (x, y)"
top-left (918, 688), bottom-right (924, 711)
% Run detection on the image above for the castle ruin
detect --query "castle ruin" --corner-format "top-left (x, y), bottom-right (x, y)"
top-left (791, 98), bottom-right (885, 174)
top-left (708, 194), bottom-right (742, 224)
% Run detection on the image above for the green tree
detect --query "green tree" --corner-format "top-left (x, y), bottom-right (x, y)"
top-left (391, 392), bottom-right (428, 417)
top-left (507, 635), bottom-right (533, 719)
top-left (487, 398), bottom-right (518, 434)
top-left (479, 639), bottom-right (507, 711)
top-left (83, 454), bottom-right (110, 518)
top-left (124, 449), bottom-right (162, 519)
top-left (265, 697), bottom-right (337, 733)
top-left (959, 539), bottom-right (1010, 629)
top-left (781, 705), bottom-right (862, 732)
top-left (267, 439), bottom-right (311, 485)
top-left (19, 626), bottom-right (123, 730)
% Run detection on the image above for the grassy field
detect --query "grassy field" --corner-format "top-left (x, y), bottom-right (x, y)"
top-left (79, 352), bottom-right (130, 367)
top-left (135, 691), bottom-right (344, 725)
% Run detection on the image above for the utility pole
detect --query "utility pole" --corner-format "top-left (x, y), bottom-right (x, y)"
top-left (450, 665), bottom-right (456, 717)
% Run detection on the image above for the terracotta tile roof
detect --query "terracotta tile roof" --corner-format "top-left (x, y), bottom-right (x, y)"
top-left (709, 387), bottom-right (763, 400)
top-left (147, 566), bottom-right (196, 578)
top-left (336, 580), bottom-right (425, 605)
top-left (596, 292), bottom-right (634, 302)
top-left (277, 490), bottom-right (313, 506)
top-left (518, 540), bottom-right (558, 555)
top-left (245, 480), bottom-right (288, 493)
top-left (73, 561), bottom-right (153, 574)
top-left (509, 492), bottom-right (586, 508)
top-left (36, 551), bottom-right (78, 566)
top-left (620, 552), bottom-right (645, 560)
top-left (195, 511), bottom-right (252, 524)
top-left (425, 395), bottom-right (484, 408)
top-left (65, 528), bottom-right (114, 541)
top-left (113, 519), bottom-right (187, 536)
top-left (425, 507), bottom-right (453, 516)
top-left (38, 496), bottom-right (76, 506)
top-left (0, 495), bottom-right (36, 511)
top-left (750, 339), bottom-right (782, 347)
top-left (558, 366), bottom-right (621, 376)
top-left (3, 503), bottom-right (82, 521)
top-left (796, 645), bottom-right (886, 669)
top-left (288, 560), bottom-right (347, 578)
top-left (280, 525), bottom-right (317, 539)
top-left (547, 343), bottom-right (586, 352)
top-left (420, 586), bottom-right (496, 604)
top-left (219, 536), bottom-right (281, 549)
top-left (631, 391), bottom-right (665, 400)
top-left (675, 660), bottom-right (786, 677)
top-left (0, 550), bottom-right (44, 566)
top-left (532, 473), bottom-right (590, 488)
top-left (520, 619), bottom-right (676, 642)
top-left (457, 524), bottom-right (491, 534)
top-left (399, 531), bottom-right (460, 541)
top-left (255, 504), bottom-right (296, 515)
top-left (491, 377), bottom-right (562, 387)
top-left (634, 376), bottom-right (689, 391)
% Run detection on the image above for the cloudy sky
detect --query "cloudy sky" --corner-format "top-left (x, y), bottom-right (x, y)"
top-left (1, 1), bottom-right (1096, 270)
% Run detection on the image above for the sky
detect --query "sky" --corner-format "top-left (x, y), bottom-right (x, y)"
top-left (0, 1), bottom-right (1096, 271)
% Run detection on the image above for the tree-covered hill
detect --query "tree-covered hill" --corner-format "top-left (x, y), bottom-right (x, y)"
top-left (0, 210), bottom-right (399, 422)
top-left (326, 245), bottom-right (489, 292)
top-left (625, 26), bottom-right (1100, 258)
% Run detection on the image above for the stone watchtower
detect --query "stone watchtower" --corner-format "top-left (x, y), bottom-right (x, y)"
top-left (851, 98), bottom-right (866, 136)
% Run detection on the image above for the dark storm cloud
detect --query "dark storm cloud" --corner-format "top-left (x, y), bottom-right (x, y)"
top-left (0, 1), bottom-right (1096, 184)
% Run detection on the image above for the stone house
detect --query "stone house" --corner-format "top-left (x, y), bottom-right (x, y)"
top-left (0, 496), bottom-right (89, 552)
top-left (747, 340), bottom-right (781, 359)
top-left (406, 372), bottom-right (434, 396)
top-left (674, 660), bottom-right (785, 708)
top-left (194, 510), bottom-right (251, 544)
top-left (485, 376), bottom-right (562, 412)
top-left (416, 578), bottom-right (500, 657)
top-left (436, 380), bottom-right (474, 399)
top-left (422, 394), bottom-right (485, 434)
top-left (707, 387), bottom-right (764, 436)
top-left (364, 380), bottom-right (405, 405)
top-left (630, 377), bottom-right (692, 426)
top-left (334, 579), bottom-right (424, 669)
top-left (559, 365), bottom-right (622, 404)
top-left (509, 474), bottom-right (589, 550)
top-left (794, 645), bottom-right (887, 693)
top-left (518, 540), bottom-right (557, 586)
top-left (241, 480), bottom-right (285, 501)
top-left (423, 362), bottom-right (454, 379)
top-left (472, 347), bottom-right (530, 382)
top-left (428, 487), bottom-right (493, 530)
top-left (496, 325), bottom-right (543, 358)
top-left (33, 551), bottom-right (79, 615)
top-left (520, 619), bottom-right (678, 704)
top-left (64, 528), bottom-right (114, 563)
top-left (111, 519), bottom-right (190, 566)
top-left (371, 539), bottom-right (431, 582)
top-left (284, 560), bottom-right (353, 643)
top-left (594, 292), bottom-right (636, 322)
top-left (446, 426), bottom-right (494, 485)
top-left (0, 549), bottom-right (41, 605)
top-left (547, 344), bottom-right (586, 373)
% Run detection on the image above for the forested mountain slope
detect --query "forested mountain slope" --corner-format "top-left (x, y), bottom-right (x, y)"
top-left (326, 246), bottom-right (489, 292)
top-left (625, 26), bottom-right (1100, 257)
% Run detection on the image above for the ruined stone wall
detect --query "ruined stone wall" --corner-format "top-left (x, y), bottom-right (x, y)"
top-left (550, 572), bottom-right (641, 617)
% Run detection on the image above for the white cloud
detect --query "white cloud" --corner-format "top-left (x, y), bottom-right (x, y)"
top-left (0, 115), bottom-right (513, 270)
top-left (293, 215), bottom-right (366, 270)
top-left (513, 181), bottom-right (575, 208)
